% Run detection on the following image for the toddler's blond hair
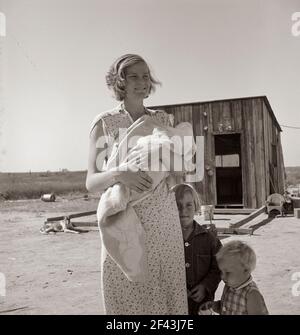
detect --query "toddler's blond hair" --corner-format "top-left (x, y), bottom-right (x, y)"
top-left (216, 240), bottom-right (256, 272)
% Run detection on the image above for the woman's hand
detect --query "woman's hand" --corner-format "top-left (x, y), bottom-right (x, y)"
top-left (189, 283), bottom-right (207, 303)
top-left (116, 169), bottom-right (153, 193)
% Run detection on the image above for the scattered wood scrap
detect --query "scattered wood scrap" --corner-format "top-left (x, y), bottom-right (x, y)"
top-left (46, 210), bottom-right (97, 222)
top-left (71, 221), bottom-right (97, 227)
top-left (0, 306), bottom-right (29, 314)
top-left (229, 206), bottom-right (266, 229)
top-left (43, 210), bottom-right (97, 234)
top-left (215, 206), bottom-right (266, 236)
top-left (214, 208), bottom-right (256, 215)
top-left (217, 227), bottom-right (253, 235)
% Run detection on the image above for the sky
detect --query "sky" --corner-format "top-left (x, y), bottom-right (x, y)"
top-left (0, 0), bottom-right (300, 172)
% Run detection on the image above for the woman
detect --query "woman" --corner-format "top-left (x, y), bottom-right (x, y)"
top-left (86, 54), bottom-right (188, 314)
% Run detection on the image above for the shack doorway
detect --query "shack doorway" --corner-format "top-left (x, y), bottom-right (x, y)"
top-left (215, 134), bottom-right (243, 207)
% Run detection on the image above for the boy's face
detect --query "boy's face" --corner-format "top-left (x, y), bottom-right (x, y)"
top-left (218, 256), bottom-right (251, 288)
top-left (176, 191), bottom-right (195, 229)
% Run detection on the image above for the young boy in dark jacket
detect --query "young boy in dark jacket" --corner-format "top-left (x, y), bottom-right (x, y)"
top-left (173, 183), bottom-right (222, 315)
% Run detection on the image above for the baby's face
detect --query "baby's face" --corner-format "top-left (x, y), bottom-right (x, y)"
top-left (218, 256), bottom-right (250, 288)
top-left (176, 191), bottom-right (195, 229)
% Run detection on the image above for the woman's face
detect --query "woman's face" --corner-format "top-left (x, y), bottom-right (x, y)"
top-left (124, 61), bottom-right (151, 101)
top-left (176, 191), bottom-right (195, 229)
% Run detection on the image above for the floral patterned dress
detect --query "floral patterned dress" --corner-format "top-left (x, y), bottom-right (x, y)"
top-left (90, 105), bottom-right (188, 315)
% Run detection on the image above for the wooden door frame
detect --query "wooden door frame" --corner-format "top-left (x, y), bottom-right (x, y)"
top-left (213, 131), bottom-right (244, 207)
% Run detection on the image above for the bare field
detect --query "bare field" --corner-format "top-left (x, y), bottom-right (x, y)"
top-left (0, 171), bottom-right (88, 200)
top-left (0, 196), bottom-right (104, 315)
top-left (1, 167), bottom-right (299, 201)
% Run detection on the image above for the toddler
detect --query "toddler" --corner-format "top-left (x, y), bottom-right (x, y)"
top-left (199, 240), bottom-right (269, 315)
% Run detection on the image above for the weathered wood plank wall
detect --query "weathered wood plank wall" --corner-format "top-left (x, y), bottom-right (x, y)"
top-left (151, 96), bottom-right (285, 208)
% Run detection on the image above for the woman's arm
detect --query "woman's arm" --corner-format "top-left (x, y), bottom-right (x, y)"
top-left (86, 122), bottom-right (153, 193)
top-left (86, 122), bottom-right (120, 193)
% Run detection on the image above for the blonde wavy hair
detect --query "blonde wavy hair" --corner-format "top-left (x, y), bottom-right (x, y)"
top-left (105, 54), bottom-right (160, 101)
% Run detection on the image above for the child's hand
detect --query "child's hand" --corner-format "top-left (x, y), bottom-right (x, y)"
top-left (199, 301), bottom-right (213, 310)
top-left (199, 301), bottom-right (220, 315)
top-left (190, 284), bottom-right (206, 303)
top-left (208, 224), bottom-right (218, 237)
top-left (202, 223), bottom-right (218, 237)
top-left (198, 301), bottom-right (214, 315)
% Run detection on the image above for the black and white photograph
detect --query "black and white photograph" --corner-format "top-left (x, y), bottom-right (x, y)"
top-left (0, 0), bottom-right (300, 317)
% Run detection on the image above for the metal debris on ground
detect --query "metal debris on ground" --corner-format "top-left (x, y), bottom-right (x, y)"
top-left (41, 193), bottom-right (56, 202)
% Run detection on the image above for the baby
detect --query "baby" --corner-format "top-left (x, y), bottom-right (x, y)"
top-left (199, 240), bottom-right (269, 315)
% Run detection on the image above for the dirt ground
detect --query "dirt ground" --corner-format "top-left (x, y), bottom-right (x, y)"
top-left (0, 196), bottom-right (299, 315)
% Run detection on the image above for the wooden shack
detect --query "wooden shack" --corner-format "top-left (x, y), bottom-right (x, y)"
top-left (150, 96), bottom-right (285, 209)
